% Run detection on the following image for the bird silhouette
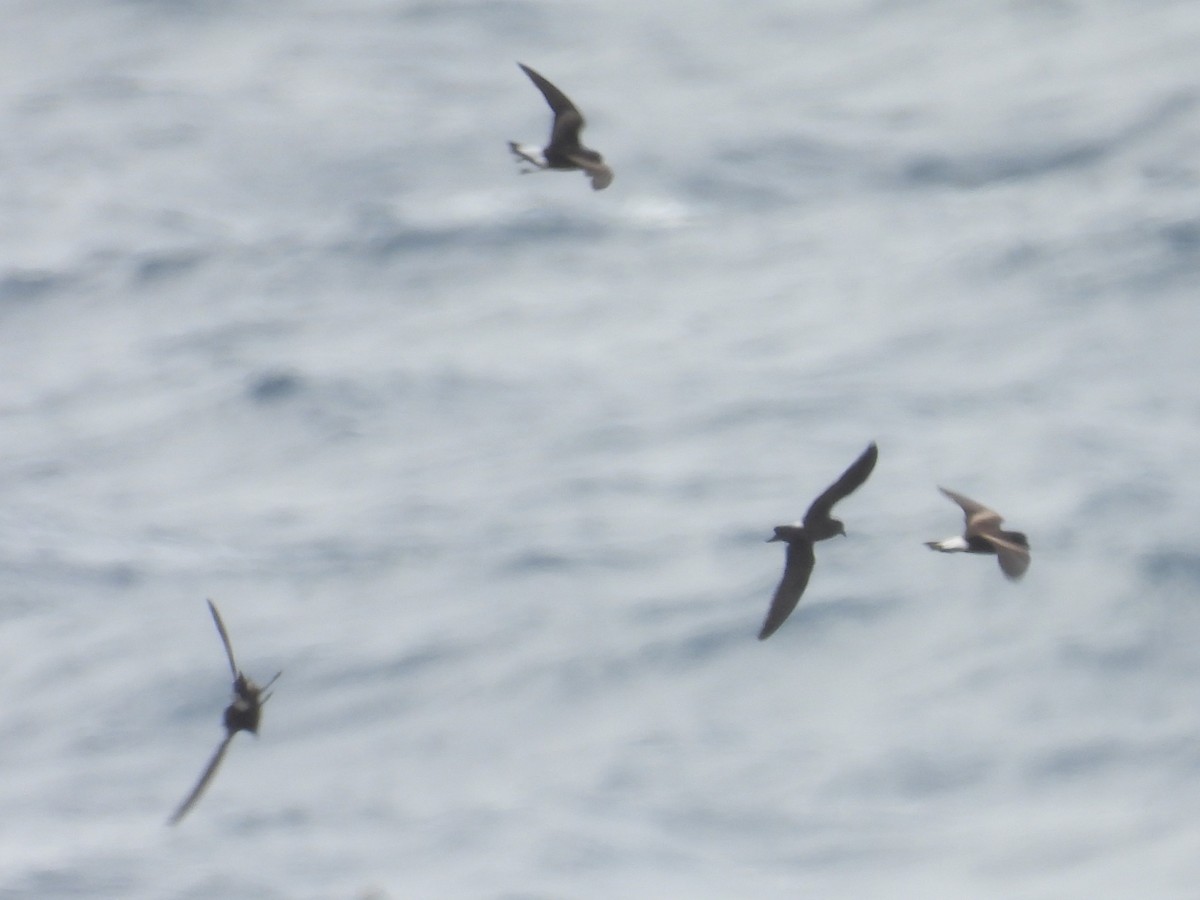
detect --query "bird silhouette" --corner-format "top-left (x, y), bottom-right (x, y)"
top-left (509, 62), bottom-right (613, 190)
top-left (167, 599), bottom-right (281, 826)
top-left (925, 486), bottom-right (1030, 580)
top-left (758, 442), bottom-right (879, 640)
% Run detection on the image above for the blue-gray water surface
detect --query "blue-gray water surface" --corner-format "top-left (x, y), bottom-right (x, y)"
top-left (3, 1), bottom-right (1200, 897)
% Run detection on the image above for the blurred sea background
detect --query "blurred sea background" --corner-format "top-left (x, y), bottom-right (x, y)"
top-left (3, 1), bottom-right (1200, 897)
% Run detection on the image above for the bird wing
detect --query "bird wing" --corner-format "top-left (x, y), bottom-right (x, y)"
top-left (517, 63), bottom-right (586, 141)
top-left (758, 539), bottom-right (816, 640)
top-left (549, 107), bottom-right (586, 149)
top-left (167, 732), bottom-right (236, 825)
top-left (978, 533), bottom-right (1030, 580)
top-left (566, 154), bottom-right (613, 190)
top-left (937, 486), bottom-right (1004, 534)
top-left (803, 442), bottom-right (879, 529)
top-left (207, 599), bottom-right (240, 681)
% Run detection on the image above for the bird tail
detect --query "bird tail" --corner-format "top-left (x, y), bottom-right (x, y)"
top-left (509, 142), bottom-right (547, 170)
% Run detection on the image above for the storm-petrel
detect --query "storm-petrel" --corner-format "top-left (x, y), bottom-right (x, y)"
top-left (167, 599), bottom-right (281, 826)
top-left (509, 62), bottom-right (613, 191)
top-left (758, 441), bottom-right (879, 640)
top-left (925, 486), bottom-right (1030, 580)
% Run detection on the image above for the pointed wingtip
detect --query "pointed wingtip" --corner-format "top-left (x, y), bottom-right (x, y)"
top-left (935, 485), bottom-right (960, 502)
top-left (850, 439), bottom-right (879, 477)
top-left (757, 609), bottom-right (788, 641)
top-left (935, 485), bottom-right (964, 507)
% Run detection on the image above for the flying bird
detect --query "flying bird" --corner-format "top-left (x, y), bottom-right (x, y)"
top-left (925, 486), bottom-right (1030, 580)
top-left (758, 441), bottom-right (879, 640)
top-left (167, 599), bottom-right (281, 826)
top-left (509, 62), bottom-right (613, 191)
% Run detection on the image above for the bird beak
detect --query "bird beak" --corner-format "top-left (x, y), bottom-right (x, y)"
top-left (766, 535), bottom-right (782, 543)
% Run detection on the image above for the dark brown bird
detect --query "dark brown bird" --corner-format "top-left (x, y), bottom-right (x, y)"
top-left (758, 442), bottom-right (879, 640)
top-left (509, 62), bottom-right (613, 191)
top-left (167, 599), bottom-right (281, 826)
top-left (925, 486), bottom-right (1030, 580)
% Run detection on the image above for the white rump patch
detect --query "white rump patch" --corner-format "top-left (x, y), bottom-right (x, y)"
top-left (930, 536), bottom-right (970, 552)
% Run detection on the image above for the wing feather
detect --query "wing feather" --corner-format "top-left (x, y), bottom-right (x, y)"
top-left (758, 540), bottom-right (816, 640)
top-left (518, 63), bottom-right (586, 146)
top-left (978, 533), bottom-right (1030, 580)
top-left (518, 63), bottom-right (580, 118)
top-left (803, 442), bottom-right (879, 528)
top-left (566, 154), bottom-right (613, 189)
top-left (937, 486), bottom-right (1004, 534)
top-left (207, 599), bottom-right (239, 680)
top-left (167, 732), bottom-right (235, 825)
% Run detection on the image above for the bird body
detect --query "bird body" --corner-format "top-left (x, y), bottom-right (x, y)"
top-left (925, 486), bottom-right (1030, 580)
top-left (758, 442), bottom-right (878, 640)
top-left (510, 62), bottom-right (613, 190)
top-left (167, 600), bottom-right (280, 825)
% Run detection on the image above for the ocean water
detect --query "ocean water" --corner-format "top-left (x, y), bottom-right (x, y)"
top-left (3, 1), bottom-right (1200, 897)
